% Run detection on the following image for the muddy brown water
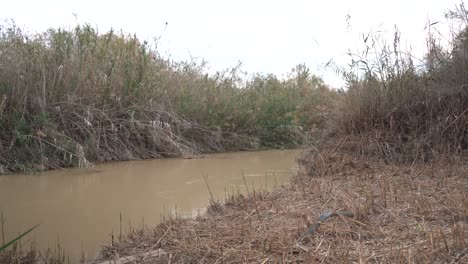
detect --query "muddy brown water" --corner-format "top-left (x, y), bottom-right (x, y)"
top-left (0, 149), bottom-right (301, 262)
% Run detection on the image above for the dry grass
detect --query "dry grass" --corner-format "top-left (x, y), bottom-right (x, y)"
top-left (0, 241), bottom-right (67, 264)
top-left (79, 8), bottom-right (468, 263)
top-left (3, 5), bottom-right (468, 264)
top-left (84, 6), bottom-right (468, 263)
top-left (324, 4), bottom-right (468, 164)
top-left (93, 147), bottom-right (467, 263)
top-left (0, 23), bottom-right (335, 174)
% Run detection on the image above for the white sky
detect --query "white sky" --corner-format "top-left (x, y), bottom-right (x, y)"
top-left (0, 0), bottom-right (464, 87)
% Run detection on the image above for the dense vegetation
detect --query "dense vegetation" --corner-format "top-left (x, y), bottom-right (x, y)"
top-left (309, 4), bottom-right (468, 165)
top-left (0, 23), bottom-right (335, 173)
top-left (1, 4), bottom-right (468, 264)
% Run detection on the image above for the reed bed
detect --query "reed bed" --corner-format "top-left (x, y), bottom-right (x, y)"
top-left (325, 4), bottom-right (468, 164)
top-left (0, 23), bottom-right (334, 174)
top-left (3, 4), bottom-right (468, 264)
top-left (91, 5), bottom-right (468, 263)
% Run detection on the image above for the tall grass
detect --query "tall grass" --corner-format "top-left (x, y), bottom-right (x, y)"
top-left (0, 22), bottom-right (334, 173)
top-left (325, 4), bottom-right (468, 163)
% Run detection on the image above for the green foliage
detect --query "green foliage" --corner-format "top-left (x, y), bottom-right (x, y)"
top-left (0, 21), bottom-right (335, 173)
top-left (0, 224), bottom-right (39, 252)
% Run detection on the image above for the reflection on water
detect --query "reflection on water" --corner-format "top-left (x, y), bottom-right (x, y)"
top-left (0, 149), bottom-right (301, 261)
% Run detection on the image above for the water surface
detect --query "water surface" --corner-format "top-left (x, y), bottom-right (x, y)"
top-left (0, 149), bottom-right (301, 261)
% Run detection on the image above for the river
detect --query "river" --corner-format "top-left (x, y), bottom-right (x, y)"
top-left (0, 149), bottom-right (301, 262)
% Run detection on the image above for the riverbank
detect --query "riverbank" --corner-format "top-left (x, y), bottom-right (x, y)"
top-left (0, 149), bottom-right (301, 264)
top-left (82, 16), bottom-right (468, 262)
top-left (2, 5), bottom-right (468, 263)
top-left (0, 23), bottom-right (335, 175)
top-left (90, 147), bottom-right (467, 263)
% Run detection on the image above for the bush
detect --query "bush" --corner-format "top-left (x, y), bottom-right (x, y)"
top-left (327, 4), bottom-right (468, 163)
top-left (0, 22), bottom-right (335, 173)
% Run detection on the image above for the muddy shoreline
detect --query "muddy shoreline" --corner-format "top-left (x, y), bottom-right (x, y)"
top-left (90, 151), bottom-right (468, 263)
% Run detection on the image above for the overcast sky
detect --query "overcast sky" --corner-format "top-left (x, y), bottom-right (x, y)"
top-left (1, 0), bottom-right (464, 87)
